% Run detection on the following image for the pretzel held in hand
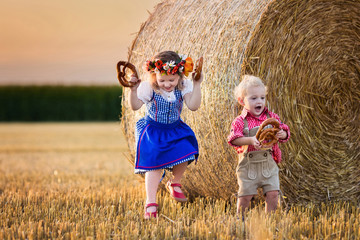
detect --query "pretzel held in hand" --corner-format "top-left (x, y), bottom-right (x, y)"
top-left (116, 61), bottom-right (138, 87)
top-left (255, 118), bottom-right (280, 148)
top-left (193, 57), bottom-right (203, 81)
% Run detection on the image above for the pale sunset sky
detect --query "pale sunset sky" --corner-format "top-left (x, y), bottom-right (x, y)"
top-left (0, 0), bottom-right (161, 85)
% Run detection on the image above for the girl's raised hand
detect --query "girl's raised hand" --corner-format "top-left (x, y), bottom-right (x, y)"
top-left (193, 72), bottom-right (204, 83)
top-left (192, 57), bottom-right (203, 83)
top-left (129, 74), bottom-right (141, 90)
top-left (116, 61), bottom-right (140, 88)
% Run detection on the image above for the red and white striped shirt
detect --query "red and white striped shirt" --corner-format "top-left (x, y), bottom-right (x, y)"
top-left (227, 107), bottom-right (290, 163)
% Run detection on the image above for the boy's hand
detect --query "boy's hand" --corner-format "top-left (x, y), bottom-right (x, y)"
top-left (276, 129), bottom-right (287, 140)
top-left (250, 136), bottom-right (262, 150)
top-left (259, 129), bottom-right (287, 149)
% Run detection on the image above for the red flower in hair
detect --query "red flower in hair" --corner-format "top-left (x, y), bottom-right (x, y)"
top-left (171, 66), bottom-right (179, 75)
top-left (155, 60), bottom-right (163, 70)
top-left (145, 61), bottom-right (151, 71)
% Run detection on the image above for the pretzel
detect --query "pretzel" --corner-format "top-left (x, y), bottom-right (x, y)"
top-left (116, 61), bottom-right (139, 87)
top-left (256, 118), bottom-right (280, 148)
top-left (193, 57), bottom-right (203, 81)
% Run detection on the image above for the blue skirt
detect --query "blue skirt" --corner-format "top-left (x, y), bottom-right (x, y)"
top-left (134, 117), bottom-right (199, 174)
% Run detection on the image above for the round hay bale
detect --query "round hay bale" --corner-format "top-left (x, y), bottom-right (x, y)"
top-left (121, 0), bottom-right (360, 203)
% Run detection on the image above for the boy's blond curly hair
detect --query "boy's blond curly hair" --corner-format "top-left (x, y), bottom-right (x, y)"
top-left (234, 75), bottom-right (267, 101)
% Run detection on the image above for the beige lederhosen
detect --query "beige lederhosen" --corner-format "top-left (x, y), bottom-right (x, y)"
top-left (236, 117), bottom-right (280, 197)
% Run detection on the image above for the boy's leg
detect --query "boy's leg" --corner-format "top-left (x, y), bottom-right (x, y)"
top-left (171, 161), bottom-right (187, 193)
top-left (237, 195), bottom-right (253, 215)
top-left (265, 190), bottom-right (279, 213)
top-left (145, 169), bottom-right (162, 212)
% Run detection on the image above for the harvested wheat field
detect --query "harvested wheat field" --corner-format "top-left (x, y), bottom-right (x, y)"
top-left (0, 123), bottom-right (360, 239)
top-left (121, 0), bottom-right (360, 204)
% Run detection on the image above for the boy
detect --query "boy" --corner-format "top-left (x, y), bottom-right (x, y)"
top-left (227, 75), bottom-right (290, 216)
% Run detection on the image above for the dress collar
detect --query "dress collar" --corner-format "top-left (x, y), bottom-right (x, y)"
top-left (158, 89), bottom-right (176, 102)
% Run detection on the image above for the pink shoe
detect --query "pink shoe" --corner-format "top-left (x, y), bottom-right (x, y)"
top-left (144, 203), bottom-right (158, 219)
top-left (166, 180), bottom-right (188, 202)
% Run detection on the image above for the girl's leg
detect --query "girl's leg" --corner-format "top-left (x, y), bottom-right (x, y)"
top-left (145, 169), bottom-right (162, 213)
top-left (171, 161), bottom-right (188, 193)
top-left (265, 190), bottom-right (279, 213)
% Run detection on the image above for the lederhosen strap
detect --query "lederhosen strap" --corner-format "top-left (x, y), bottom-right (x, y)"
top-left (242, 112), bottom-right (271, 154)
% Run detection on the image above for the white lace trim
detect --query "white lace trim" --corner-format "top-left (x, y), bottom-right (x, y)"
top-left (134, 155), bottom-right (195, 174)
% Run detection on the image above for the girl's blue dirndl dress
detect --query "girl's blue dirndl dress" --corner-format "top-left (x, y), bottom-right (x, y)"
top-left (134, 81), bottom-right (199, 174)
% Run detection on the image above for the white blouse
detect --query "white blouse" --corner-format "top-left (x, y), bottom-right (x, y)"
top-left (137, 79), bottom-right (193, 103)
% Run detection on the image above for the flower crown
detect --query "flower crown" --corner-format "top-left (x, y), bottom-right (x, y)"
top-left (144, 54), bottom-right (194, 77)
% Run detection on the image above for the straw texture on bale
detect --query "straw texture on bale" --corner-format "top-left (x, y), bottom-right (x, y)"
top-left (121, 0), bottom-right (360, 204)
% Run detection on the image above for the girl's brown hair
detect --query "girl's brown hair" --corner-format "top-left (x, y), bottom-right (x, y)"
top-left (147, 51), bottom-right (185, 92)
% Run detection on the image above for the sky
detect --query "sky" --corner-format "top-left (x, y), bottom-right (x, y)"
top-left (0, 0), bottom-right (161, 86)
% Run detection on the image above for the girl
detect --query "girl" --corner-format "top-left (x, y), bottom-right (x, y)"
top-left (129, 51), bottom-right (203, 219)
top-left (227, 75), bottom-right (290, 216)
